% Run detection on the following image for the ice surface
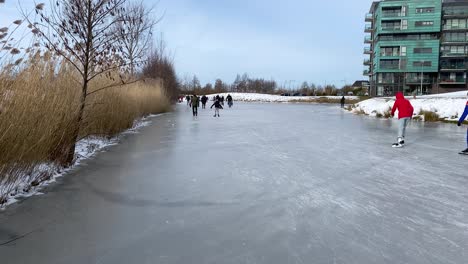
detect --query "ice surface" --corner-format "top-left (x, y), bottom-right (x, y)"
top-left (0, 116), bottom-right (157, 209)
top-left (0, 103), bottom-right (467, 264)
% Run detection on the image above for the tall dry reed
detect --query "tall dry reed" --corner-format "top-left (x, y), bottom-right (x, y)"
top-left (0, 56), bottom-right (170, 203)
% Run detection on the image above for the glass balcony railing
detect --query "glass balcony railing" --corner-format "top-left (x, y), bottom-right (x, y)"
top-left (364, 24), bottom-right (373, 32)
top-left (440, 64), bottom-right (466, 70)
top-left (380, 65), bottom-right (400, 70)
top-left (406, 78), bottom-right (433, 84)
top-left (363, 59), bottom-right (371, 65)
top-left (443, 25), bottom-right (468, 30)
top-left (364, 36), bottom-right (372, 43)
top-left (441, 51), bottom-right (468, 57)
top-left (364, 47), bottom-right (372, 53)
top-left (443, 10), bottom-right (468, 16)
top-left (440, 77), bottom-right (466, 83)
top-left (363, 70), bottom-right (370, 75)
top-left (365, 13), bottom-right (374, 21)
top-left (442, 37), bottom-right (468, 42)
top-left (382, 11), bottom-right (404, 17)
top-left (382, 25), bottom-right (401, 31)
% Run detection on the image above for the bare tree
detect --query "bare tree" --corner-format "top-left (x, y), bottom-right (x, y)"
top-left (115, 1), bottom-right (159, 76)
top-left (27, 0), bottom-right (135, 165)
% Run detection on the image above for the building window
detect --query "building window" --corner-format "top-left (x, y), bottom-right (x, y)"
top-left (401, 46), bottom-right (407, 56)
top-left (414, 48), bottom-right (432, 54)
top-left (401, 19), bottom-right (408, 30)
top-left (413, 61), bottom-right (432, 67)
top-left (444, 19), bottom-right (467, 30)
top-left (444, 32), bottom-right (467, 42)
top-left (416, 7), bottom-right (435, 13)
top-left (380, 59), bottom-right (400, 69)
top-left (441, 45), bottom-right (467, 56)
top-left (380, 46), bottom-right (400, 57)
top-left (415, 21), bottom-right (434, 27)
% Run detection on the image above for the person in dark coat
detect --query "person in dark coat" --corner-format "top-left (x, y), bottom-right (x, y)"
top-left (340, 96), bottom-right (345, 108)
top-left (201, 95), bottom-right (208, 109)
top-left (211, 99), bottom-right (223, 117)
top-left (190, 94), bottom-right (199, 117)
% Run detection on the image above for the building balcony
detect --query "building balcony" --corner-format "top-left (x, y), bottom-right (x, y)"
top-left (364, 36), bottom-right (372, 43)
top-left (364, 59), bottom-right (371, 66)
top-left (382, 11), bottom-right (404, 18)
top-left (381, 26), bottom-right (401, 32)
top-left (442, 25), bottom-right (468, 31)
top-left (364, 24), bottom-right (373, 32)
top-left (440, 63), bottom-right (466, 71)
top-left (440, 78), bottom-right (466, 84)
top-left (442, 39), bottom-right (468, 44)
top-left (443, 10), bottom-right (468, 18)
top-left (364, 47), bottom-right (372, 54)
top-left (380, 65), bottom-right (400, 70)
top-left (441, 52), bottom-right (468, 57)
top-left (363, 70), bottom-right (371, 76)
top-left (406, 78), bottom-right (433, 84)
top-left (365, 13), bottom-right (374, 22)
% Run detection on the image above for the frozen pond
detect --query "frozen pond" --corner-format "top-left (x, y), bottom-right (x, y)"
top-left (1, 103), bottom-right (467, 264)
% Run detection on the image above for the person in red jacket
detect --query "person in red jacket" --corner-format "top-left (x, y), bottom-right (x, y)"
top-left (391, 92), bottom-right (414, 148)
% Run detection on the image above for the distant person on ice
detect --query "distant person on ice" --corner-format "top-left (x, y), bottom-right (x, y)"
top-left (186, 95), bottom-right (191, 106)
top-left (391, 92), bottom-right (414, 148)
top-left (211, 99), bottom-right (223, 117)
top-left (201, 95), bottom-right (208, 109)
top-left (190, 94), bottom-right (199, 117)
top-left (340, 96), bottom-right (345, 108)
top-left (457, 92), bottom-right (468, 154)
top-left (226, 94), bottom-right (233, 108)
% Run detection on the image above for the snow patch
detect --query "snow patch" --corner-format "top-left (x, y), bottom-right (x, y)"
top-left (198, 92), bottom-right (358, 103)
top-left (351, 91), bottom-right (468, 120)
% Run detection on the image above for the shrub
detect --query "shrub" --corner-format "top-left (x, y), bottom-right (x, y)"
top-left (420, 110), bottom-right (441, 122)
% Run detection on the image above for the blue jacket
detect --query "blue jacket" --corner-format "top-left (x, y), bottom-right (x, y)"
top-left (459, 101), bottom-right (468, 124)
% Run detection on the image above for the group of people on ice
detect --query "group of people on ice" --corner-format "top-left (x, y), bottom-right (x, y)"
top-left (184, 94), bottom-right (233, 117)
top-left (390, 91), bottom-right (468, 154)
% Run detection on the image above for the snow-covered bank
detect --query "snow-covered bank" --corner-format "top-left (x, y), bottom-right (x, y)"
top-left (204, 93), bottom-right (359, 103)
top-left (350, 91), bottom-right (468, 121)
top-left (0, 114), bottom-right (163, 209)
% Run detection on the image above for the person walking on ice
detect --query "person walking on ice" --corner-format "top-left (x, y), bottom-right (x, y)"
top-left (190, 94), bottom-right (199, 117)
top-left (457, 92), bottom-right (468, 154)
top-left (340, 96), bottom-right (345, 108)
top-left (391, 92), bottom-right (414, 148)
top-left (211, 99), bottom-right (223, 117)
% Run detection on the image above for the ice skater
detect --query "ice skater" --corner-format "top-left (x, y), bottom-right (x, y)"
top-left (185, 95), bottom-right (191, 106)
top-left (190, 94), bottom-right (199, 117)
top-left (211, 99), bottom-right (223, 117)
top-left (226, 94), bottom-right (233, 108)
top-left (457, 93), bottom-right (468, 154)
top-left (391, 92), bottom-right (414, 148)
top-left (201, 95), bottom-right (208, 109)
top-left (340, 96), bottom-right (345, 108)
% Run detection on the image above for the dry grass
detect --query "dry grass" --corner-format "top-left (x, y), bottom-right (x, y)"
top-left (0, 56), bottom-right (170, 203)
top-left (419, 110), bottom-right (442, 122)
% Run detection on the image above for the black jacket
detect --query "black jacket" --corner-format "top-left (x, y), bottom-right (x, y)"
top-left (211, 101), bottom-right (223, 109)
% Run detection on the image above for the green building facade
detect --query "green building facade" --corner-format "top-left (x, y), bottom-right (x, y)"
top-left (364, 0), bottom-right (468, 96)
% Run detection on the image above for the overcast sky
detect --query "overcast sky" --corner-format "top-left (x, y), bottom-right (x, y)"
top-left (0, 0), bottom-right (373, 87)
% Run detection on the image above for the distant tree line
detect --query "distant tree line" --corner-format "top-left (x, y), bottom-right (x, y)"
top-left (178, 73), bottom-right (347, 96)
